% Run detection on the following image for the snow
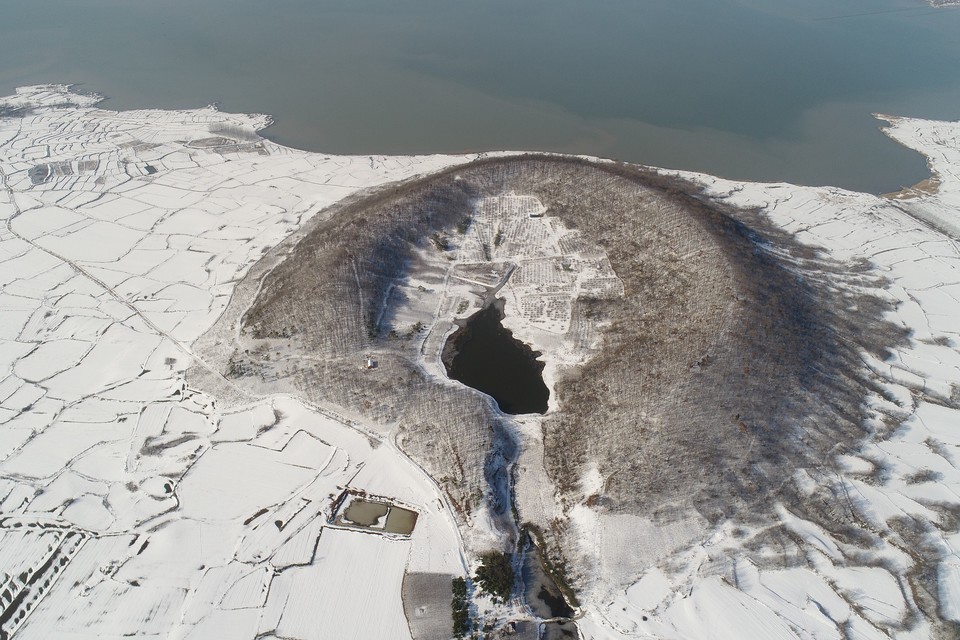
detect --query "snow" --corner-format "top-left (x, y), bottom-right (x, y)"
top-left (939, 561), bottom-right (960, 623)
top-left (1, 84), bottom-right (960, 639)
top-left (660, 577), bottom-right (805, 640)
top-left (565, 113), bottom-right (960, 639)
top-left (176, 441), bottom-right (317, 520)
top-left (598, 111), bottom-right (960, 640)
top-left (624, 568), bottom-right (673, 611)
top-left (267, 528), bottom-right (413, 640)
top-left (0, 85), bottom-right (467, 640)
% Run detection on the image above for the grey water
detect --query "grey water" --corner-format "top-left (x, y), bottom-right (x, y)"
top-left (343, 499), bottom-right (389, 527)
top-left (521, 540), bottom-right (575, 620)
top-left (2, 0), bottom-right (959, 193)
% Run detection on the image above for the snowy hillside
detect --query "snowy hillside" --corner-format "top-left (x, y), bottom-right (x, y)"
top-left (0, 85), bottom-right (959, 639)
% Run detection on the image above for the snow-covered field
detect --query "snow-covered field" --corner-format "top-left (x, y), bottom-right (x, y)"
top-left (1, 84), bottom-right (959, 639)
top-left (0, 85), bottom-right (466, 639)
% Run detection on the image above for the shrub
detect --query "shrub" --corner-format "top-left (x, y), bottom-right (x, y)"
top-left (474, 552), bottom-right (514, 603)
top-left (452, 576), bottom-right (471, 637)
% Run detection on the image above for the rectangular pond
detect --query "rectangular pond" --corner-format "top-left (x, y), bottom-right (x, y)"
top-left (337, 496), bottom-right (419, 536)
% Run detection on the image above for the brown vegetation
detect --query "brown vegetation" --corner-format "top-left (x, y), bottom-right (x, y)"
top-left (205, 155), bottom-right (908, 600)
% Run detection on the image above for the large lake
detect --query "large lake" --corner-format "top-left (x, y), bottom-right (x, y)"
top-left (2, 0), bottom-right (958, 193)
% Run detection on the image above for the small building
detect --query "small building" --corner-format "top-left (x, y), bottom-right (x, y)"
top-left (365, 357), bottom-right (378, 369)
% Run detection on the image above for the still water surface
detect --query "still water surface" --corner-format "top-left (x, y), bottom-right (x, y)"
top-left (443, 300), bottom-right (549, 415)
top-left (2, 0), bottom-right (959, 192)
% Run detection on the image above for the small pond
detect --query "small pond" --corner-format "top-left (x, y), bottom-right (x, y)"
top-left (343, 499), bottom-right (389, 527)
top-left (341, 498), bottom-right (418, 535)
top-left (384, 507), bottom-right (418, 535)
top-left (442, 299), bottom-right (549, 415)
top-left (521, 538), bottom-right (575, 620)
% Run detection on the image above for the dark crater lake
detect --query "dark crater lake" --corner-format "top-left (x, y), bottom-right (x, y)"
top-left (442, 299), bottom-right (549, 415)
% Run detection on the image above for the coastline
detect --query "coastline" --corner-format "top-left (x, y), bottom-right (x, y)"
top-left (2, 84), bottom-right (960, 639)
top-left (876, 113), bottom-right (943, 200)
